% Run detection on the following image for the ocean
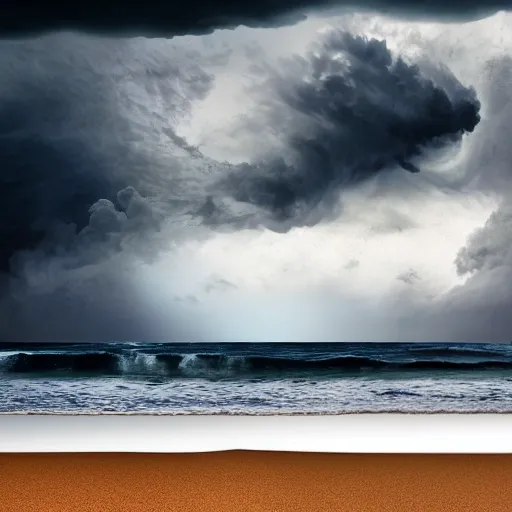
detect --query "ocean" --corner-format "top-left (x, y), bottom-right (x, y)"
top-left (2, 342), bottom-right (512, 414)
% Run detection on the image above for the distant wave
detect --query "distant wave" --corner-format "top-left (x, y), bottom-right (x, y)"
top-left (1, 350), bottom-right (512, 378)
top-left (406, 346), bottom-right (507, 358)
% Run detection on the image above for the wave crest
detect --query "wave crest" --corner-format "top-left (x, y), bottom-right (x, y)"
top-left (1, 349), bottom-right (511, 378)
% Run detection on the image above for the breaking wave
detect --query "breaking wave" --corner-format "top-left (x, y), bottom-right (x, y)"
top-left (1, 347), bottom-right (512, 378)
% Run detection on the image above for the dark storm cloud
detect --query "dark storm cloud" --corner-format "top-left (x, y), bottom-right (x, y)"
top-left (0, 28), bottom-right (485, 341)
top-left (0, 34), bottom-right (219, 341)
top-left (1, 0), bottom-right (511, 39)
top-left (0, 35), bottom-right (215, 272)
top-left (0, 28), bottom-right (478, 273)
top-left (220, 31), bottom-right (480, 225)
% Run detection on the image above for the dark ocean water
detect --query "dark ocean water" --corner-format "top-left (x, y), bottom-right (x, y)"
top-left (2, 342), bottom-right (512, 414)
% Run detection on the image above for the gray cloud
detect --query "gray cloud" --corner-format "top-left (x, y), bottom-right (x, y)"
top-left (0, 34), bottom-right (221, 341)
top-left (416, 54), bottom-right (512, 343)
top-left (1, 30), bottom-right (477, 267)
top-left (397, 269), bottom-right (421, 285)
top-left (0, 34), bottom-right (216, 271)
top-left (219, 31), bottom-right (480, 226)
top-left (455, 203), bottom-right (512, 276)
top-left (0, 26), bottom-right (491, 342)
top-left (434, 201), bottom-right (512, 342)
top-left (344, 259), bottom-right (359, 270)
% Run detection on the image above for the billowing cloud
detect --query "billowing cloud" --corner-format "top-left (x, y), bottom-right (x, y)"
top-left (0, 34), bottom-right (216, 271)
top-left (0, 12), bottom-right (509, 342)
top-left (219, 31), bottom-right (480, 226)
top-left (0, 33), bottom-right (221, 341)
top-left (0, 29), bottom-right (477, 266)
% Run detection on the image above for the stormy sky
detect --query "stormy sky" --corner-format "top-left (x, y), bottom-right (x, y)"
top-left (1, 2), bottom-right (512, 342)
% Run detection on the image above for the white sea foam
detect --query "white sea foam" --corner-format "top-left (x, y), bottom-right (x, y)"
top-left (117, 352), bottom-right (166, 375)
top-left (2, 374), bottom-right (512, 414)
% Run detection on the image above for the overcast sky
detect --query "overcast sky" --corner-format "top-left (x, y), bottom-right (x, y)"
top-left (1, 7), bottom-right (512, 342)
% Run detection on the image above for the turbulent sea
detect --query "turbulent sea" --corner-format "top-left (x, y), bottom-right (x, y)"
top-left (2, 342), bottom-right (512, 414)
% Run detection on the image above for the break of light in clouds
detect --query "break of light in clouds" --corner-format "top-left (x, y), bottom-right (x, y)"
top-left (1, 9), bottom-right (512, 341)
